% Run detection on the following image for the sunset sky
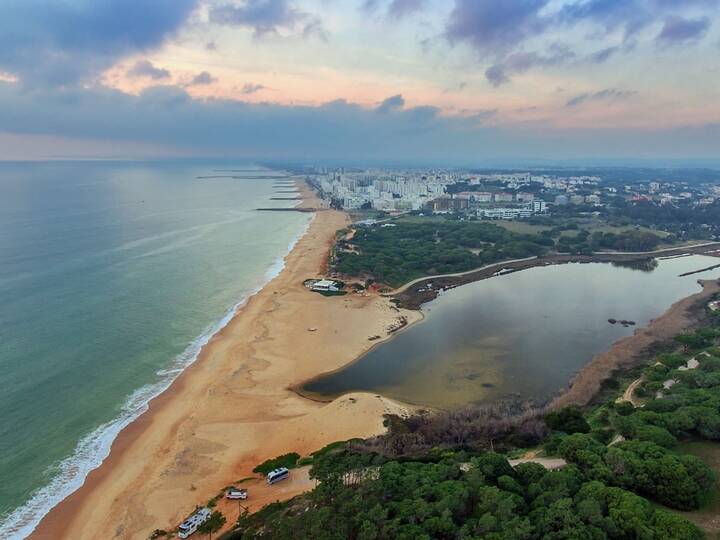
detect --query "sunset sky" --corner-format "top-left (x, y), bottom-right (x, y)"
top-left (1, 0), bottom-right (719, 163)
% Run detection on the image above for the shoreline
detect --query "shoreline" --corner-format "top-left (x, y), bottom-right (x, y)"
top-left (290, 309), bottom-right (428, 404)
top-left (29, 181), bottom-right (419, 539)
top-left (552, 277), bottom-right (720, 409)
top-left (4, 180), bottom-right (314, 539)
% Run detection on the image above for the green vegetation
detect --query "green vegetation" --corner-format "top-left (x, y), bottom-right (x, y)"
top-left (544, 406), bottom-right (590, 434)
top-left (555, 228), bottom-right (664, 254)
top-left (314, 290), bottom-right (348, 297)
top-left (334, 217), bottom-right (668, 287)
top-left (336, 220), bottom-right (552, 287)
top-left (221, 325), bottom-right (720, 539)
top-left (252, 452), bottom-right (301, 475)
top-left (199, 511), bottom-right (226, 540)
top-left (609, 199), bottom-right (720, 241)
top-left (228, 453), bottom-right (703, 539)
top-left (557, 435), bottom-right (714, 510)
top-left (675, 441), bottom-right (720, 535)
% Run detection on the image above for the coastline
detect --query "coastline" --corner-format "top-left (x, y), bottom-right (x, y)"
top-left (23, 184), bottom-right (720, 539)
top-left (290, 309), bottom-right (428, 404)
top-left (29, 181), bottom-right (420, 540)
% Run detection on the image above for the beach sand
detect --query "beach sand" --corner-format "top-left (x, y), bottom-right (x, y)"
top-left (30, 182), bottom-right (419, 540)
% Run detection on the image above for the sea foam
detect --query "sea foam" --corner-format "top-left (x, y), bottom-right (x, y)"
top-left (0, 212), bottom-right (313, 540)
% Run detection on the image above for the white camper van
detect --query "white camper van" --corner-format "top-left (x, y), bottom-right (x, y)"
top-left (266, 467), bottom-right (290, 485)
top-left (177, 507), bottom-right (211, 538)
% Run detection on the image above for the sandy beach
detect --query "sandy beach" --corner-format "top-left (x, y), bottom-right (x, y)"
top-left (30, 181), bottom-right (420, 540)
top-left (27, 180), bottom-right (719, 539)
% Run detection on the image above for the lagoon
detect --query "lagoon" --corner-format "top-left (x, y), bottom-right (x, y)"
top-left (304, 255), bottom-right (720, 409)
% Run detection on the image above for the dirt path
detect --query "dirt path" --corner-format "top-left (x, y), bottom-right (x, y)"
top-left (390, 256), bottom-right (538, 294)
top-left (617, 376), bottom-right (645, 408)
top-left (507, 458), bottom-right (567, 470)
top-left (212, 467), bottom-right (314, 537)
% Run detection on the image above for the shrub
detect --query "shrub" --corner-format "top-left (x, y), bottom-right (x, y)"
top-left (253, 452), bottom-right (301, 475)
top-left (545, 406), bottom-right (591, 434)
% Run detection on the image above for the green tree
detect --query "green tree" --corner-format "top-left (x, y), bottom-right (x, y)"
top-left (198, 511), bottom-right (226, 540)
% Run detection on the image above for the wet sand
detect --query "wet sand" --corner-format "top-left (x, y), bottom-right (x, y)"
top-left (30, 182), bottom-right (419, 539)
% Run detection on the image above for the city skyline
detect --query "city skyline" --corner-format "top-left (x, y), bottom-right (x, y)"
top-left (1, 0), bottom-right (719, 162)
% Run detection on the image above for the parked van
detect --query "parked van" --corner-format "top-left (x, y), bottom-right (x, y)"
top-left (266, 467), bottom-right (290, 485)
top-left (177, 507), bottom-right (211, 538)
top-left (226, 487), bottom-right (248, 500)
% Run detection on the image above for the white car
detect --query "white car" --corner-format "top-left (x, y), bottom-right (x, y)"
top-left (225, 487), bottom-right (248, 500)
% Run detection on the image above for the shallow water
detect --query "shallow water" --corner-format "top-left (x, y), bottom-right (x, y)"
top-left (304, 255), bottom-right (720, 409)
top-left (0, 160), bottom-right (310, 537)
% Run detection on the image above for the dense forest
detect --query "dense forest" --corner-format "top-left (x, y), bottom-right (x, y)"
top-left (334, 219), bottom-right (666, 286)
top-left (221, 322), bottom-right (720, 539)
top-left (334, 221), bottom-right (552, 287)
top-left (609, 200), bottom-right (720, 240)
top-left (554, 229), bottom-right (664, 254)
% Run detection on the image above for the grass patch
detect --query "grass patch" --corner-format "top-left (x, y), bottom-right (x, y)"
top-left (672, 440), bottom-right (720, 536)
top-left (313, 290), bottom-right (348, 297)
top-left (252, 452), bottom-right (301, 475)
top-left (489, 220), bottom-right (553, 235)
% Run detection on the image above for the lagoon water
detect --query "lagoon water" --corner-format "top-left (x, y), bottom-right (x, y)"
top-left (0, 161), bottom-right (310, 538)
top-left (304, 255), bottom-right (720, 409)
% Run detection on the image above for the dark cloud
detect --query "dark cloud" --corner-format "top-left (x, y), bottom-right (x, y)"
top-left (364, 0), bottom-right (426, 19)
top-left (0, 0), bottom-right (197, 86)
top-left (376, 94), bottom-right (405, 113)
top-left (190, 71), bottom-right (216, 85)
top-left (241, 83), bottom-right (266, 94)
top-left (302, 18), bottom-right (329, 41)
top-left (407, 105), bottom-right (440, 122)
top-left (209, 0), bottom-right (325, 38)
top-left (464, 109), bottom-right (498, 123)
top-left (446, 0), bottom-right (718, 84)
top-left (557, 0), bottom-right (655, 41)
top-left (0, 82), bottom-right (716, 162)
top-left (587, 46), bottom-right (620, 64)
top-left (656, 15), bottom-right (711, 45)
top-left (0, 82), bottom-right (493, 160)
top-left (486, 45), bottom-right (575, 87)
top-left (445, 0), bottom-right (550, 56)
top-left (565, 88), bottom-right (636, 107)
top-left (127, 60), bottom-right (171, 80)
top-left (387, 0), bottom-right (426, 19)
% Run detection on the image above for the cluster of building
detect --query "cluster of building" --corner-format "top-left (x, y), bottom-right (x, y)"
top-left (302, 166), bottom-right (719, 221)
top-left (306, 169), bottom-right (582, 219)
top-left (311, 169), bottom-right (452, 211)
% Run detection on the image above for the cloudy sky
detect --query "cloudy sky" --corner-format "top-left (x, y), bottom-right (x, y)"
top-left (0, 0), bottom-right (718, 164)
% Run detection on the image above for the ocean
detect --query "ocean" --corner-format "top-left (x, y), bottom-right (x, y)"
top-left (0, 160), bottom-right (311, 538)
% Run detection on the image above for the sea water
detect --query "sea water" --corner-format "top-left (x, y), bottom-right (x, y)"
top-left (0, 160), bottom-right (310, 538)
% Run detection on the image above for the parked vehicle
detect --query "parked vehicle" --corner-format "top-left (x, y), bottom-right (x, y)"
top-left (226, 487), bottom-right (248, 500)
top-left (266, 467), bottom-right (290, 485)
top-left (177, 507), bottom-right (211, 538)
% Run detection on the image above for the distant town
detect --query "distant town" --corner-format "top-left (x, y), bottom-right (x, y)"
top-left (301, 166), bottom-right (720, 234)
